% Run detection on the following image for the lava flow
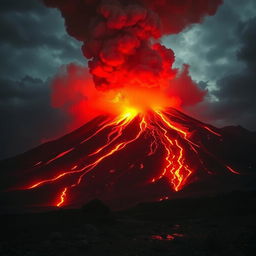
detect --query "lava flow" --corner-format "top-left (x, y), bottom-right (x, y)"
top-left (2, 0), bottom-right (236, 209)
top-left (20, 107), bottom-right (239, 208)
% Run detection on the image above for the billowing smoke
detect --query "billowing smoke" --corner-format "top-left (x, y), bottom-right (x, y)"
top-left (44, 0), bottom-right (222, 89)
top-left (44, 0), bottom-right (222, 127)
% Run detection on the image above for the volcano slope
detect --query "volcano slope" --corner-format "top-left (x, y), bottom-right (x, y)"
top-left (0, 108), bottom-right (255, 212)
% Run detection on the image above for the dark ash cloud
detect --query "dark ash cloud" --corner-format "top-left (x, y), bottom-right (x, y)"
top-left (0, 0), bottom-right (84, 160)
top-left (166, 0), bottom-right (256, 130)
top-left (185, 16), bottom-right (256, 131)
top-left (210, 17), bottom-right (256, 130)
top-left (0, 76), bottom-right (69, 159)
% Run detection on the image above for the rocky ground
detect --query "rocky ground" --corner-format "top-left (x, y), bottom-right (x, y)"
top-left (0, 190), bottom-right (256, 256)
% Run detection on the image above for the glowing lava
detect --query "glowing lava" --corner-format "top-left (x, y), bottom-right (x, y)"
top-left (21, 107), bottom-right (239, 208)
top-left (2, 0), bottom-right (233, 210)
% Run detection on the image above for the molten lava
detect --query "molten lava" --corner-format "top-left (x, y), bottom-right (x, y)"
top-left (5, 0), bottom-right (232, 209)
top-left (20, 105), bottom-right (239, 208)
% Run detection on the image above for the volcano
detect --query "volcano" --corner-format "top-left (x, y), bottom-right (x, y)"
top-left (0, 108), bottom-right (255, 212)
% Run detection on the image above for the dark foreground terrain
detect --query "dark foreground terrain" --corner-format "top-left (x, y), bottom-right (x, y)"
top-left (1, 190), bottom-right (256, 256)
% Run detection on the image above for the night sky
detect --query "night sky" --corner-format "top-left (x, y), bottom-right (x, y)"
top-left (0, 0), bottom-right (256, 160)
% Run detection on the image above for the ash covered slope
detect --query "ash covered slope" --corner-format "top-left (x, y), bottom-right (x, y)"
top-left (0, 108), bottom-right (255, 212)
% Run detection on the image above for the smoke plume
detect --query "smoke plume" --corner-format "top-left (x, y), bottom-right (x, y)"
top-left (44, 0), bottom-right (222, 127)
top-left (44, 0), bottom-right (222, 88)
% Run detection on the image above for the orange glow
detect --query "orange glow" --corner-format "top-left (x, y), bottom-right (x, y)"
top-left (27, 169), bottom-right (83, 189)
top-left (71, 117), bottom-right (147, 187)
top-left (149, 115), bottom-right (192, 192)
top-left (155, 110), bottom-right (188, 139)
top-left (226, 165), bottom-right (240, 175)
top-left (57, 187), bottom-right (67, 207)
top-left (202, 125), bottom-right (222, 137)
top-left (18, 0), bottom-right (229, 209)
top-left (45, 148), bottom-right (74, 165)
top-left (23, 105), bottom-right (240, 207)
top-left (50, 65), bottom-right (184, 132)
top-left (108, 87), bottom-right (181, 116)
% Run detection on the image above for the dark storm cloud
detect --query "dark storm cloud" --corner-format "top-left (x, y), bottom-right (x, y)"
top-left (0, 0), bottom-right (47, 14)
top-left (0, 0), bottom-right (84, 80)
top-left (188, 16), bottom-right (256, 130)
top-left (0, 76), bottom-right (70, 159)
top-left (0, 0), bottom-right (84, 159)
top-left (0, 5), bottom-right (82, 53)
top-left (208, 17), bottom-right (256, 130)
top-left (237, 18), bottom-right (256, 70)
top-left (165, 0), bottom-right (254, 84)
top-left (0, 0), bottom-right (255, 160)
top-left (165, 0), bottom-right (256, 130)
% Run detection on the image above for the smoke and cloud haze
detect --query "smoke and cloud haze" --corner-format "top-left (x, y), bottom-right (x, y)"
top-left (164, 0), bottom-right (256, 129)
top-left (0, 0), bottom-right (255, 159)
top-left (44, 0), bottom-right (222, 128)
top-left (44, 0), bottom-right (221, 90)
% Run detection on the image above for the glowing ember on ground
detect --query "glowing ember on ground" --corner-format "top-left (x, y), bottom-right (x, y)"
top-left (151, 233), bottom-right (184, 241)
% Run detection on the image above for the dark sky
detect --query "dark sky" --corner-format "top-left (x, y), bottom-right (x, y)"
top-left (0, 0), bottom-right (255, 160)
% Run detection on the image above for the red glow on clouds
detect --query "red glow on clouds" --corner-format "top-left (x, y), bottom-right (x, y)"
top-left (167, 64), bottom-right (207, 107)
top-left (17, 0), bottom-right (233, 208)
top-left (45, 0), bottom-right (222, 131)
top-left (43, 0), bottom-right (222, 90)
top-left (51, 63), bottom-right (206, 131)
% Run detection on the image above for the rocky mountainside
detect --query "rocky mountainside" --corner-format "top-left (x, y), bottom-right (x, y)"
top-left (0, 109), bottom-right (255, 213)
